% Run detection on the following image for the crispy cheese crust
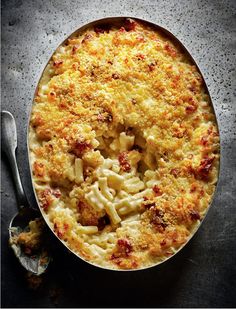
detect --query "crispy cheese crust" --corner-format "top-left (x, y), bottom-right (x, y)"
top-left (29, 18), bottom-right (220, 270)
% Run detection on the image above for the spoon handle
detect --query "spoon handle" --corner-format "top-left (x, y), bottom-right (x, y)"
top-left (1, 111), bottom-right (28, 208)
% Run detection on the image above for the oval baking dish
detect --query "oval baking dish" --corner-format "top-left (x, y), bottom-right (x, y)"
top-left (27, 17), bottom-right (220, 271)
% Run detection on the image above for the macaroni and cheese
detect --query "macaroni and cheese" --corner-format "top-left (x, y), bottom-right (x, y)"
top-left (29, 18), bottom-right (220, 269)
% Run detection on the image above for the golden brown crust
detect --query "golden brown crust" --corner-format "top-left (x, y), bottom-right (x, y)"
top-left (29, 18), bottom-right (220, 270)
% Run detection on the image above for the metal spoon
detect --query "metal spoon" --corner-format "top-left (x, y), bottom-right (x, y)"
top-left (1, 110), bottom-right (50, 275)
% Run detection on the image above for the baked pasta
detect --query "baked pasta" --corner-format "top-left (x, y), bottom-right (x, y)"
top-left (29, 18), bottom-right (220, 270)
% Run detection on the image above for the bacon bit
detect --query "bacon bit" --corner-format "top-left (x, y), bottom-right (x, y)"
top-left (107, 60), bottom-right (113, 65)
top-left (64, 223), bottom-right (69, 230)
top-left (189, 210), bottom-right (201, 221)
top-left (149, 208), bottom-right (167, 231)
top-left (186, 97), bottom-right (198, 114)
top-left (186, 105), bottom-right (197, 113)
top-left (197, 156), bottom-right (215, 180)
top-left (59, 101), bottom-right (67, 110)
top-left (152, 185), bottom-right (163, 196)
top-left (173, 75), bottom-right (180, 83)
top-left (199, 189), bottom-right (204, 197)
top-left (111, 255), bottom-right (120, 262)
top-left (207, 127), bottom-right (212, 135)
top-left (53, 60), bottom-right (63, 67)
top-left (160, 240), bottom-right (166, 246)
top-left (81, 34), bottom-right (92, 43)
top-left (119, 26), bottom-right (126, 33)
top-left (110, 254), bottom-right (138, 269)
top-left (118, 151), bottom-right (131, 172)
top-left (164, 43), bottom-right (177, 57)
top-left (112, 73), bottom-right (120, 79)
top-left (170, 168), bottom-right (180, 178)
top-left (72, 45), bottom-right (79, 54)
top-left (52, 188), bottom-right (61, 198)
top-left (137, 53), bottom-right (145, 60)
top-left (54, 224), bottom-right (63, 239)
top-left (188, 97), bottom-right (196, 104)
top-left (131, 260), bottom-right (138, 268)
top-left (190, 183), bottom-right (197, 193)
top-left (187, 165), bottom-right (196, 177)
top-left (200, 135), bottom-right (208, 146)
top-left (57, 231), bottom-right (63, 239)
top-left (38, 188), bottom-right (53, 211)
top-left (72, 140), bottom-right (92, 157)
top-left (171, 75), bottom-right (181, 89)
top-left (148, 63), bottom-right (156, 71)
top-left (117, 239), bottom-right (132, 255)
top-left (33, 162), bottom-right (45, 177)
top-left (207, 127), bottom-right (219, 137)
top-left (124, 18), bottom-right (137, 31)
top-left (54, 223), bottom-right (69, 239)
top-left (143, 196), bottom-right (149, 201)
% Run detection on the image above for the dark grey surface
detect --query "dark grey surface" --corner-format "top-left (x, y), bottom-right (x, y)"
top-left (1, 0), bottom-right (236, 307)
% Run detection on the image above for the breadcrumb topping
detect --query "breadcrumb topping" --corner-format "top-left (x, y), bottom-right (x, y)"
top-left (29, 18), bottom-right (220, 270)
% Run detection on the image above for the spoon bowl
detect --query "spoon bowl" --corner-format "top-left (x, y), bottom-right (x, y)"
top-left (9, 208), bottom-right (50, 275)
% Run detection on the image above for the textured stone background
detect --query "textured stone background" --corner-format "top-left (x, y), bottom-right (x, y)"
top-left (1, 0), bottom-right (236, 307)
